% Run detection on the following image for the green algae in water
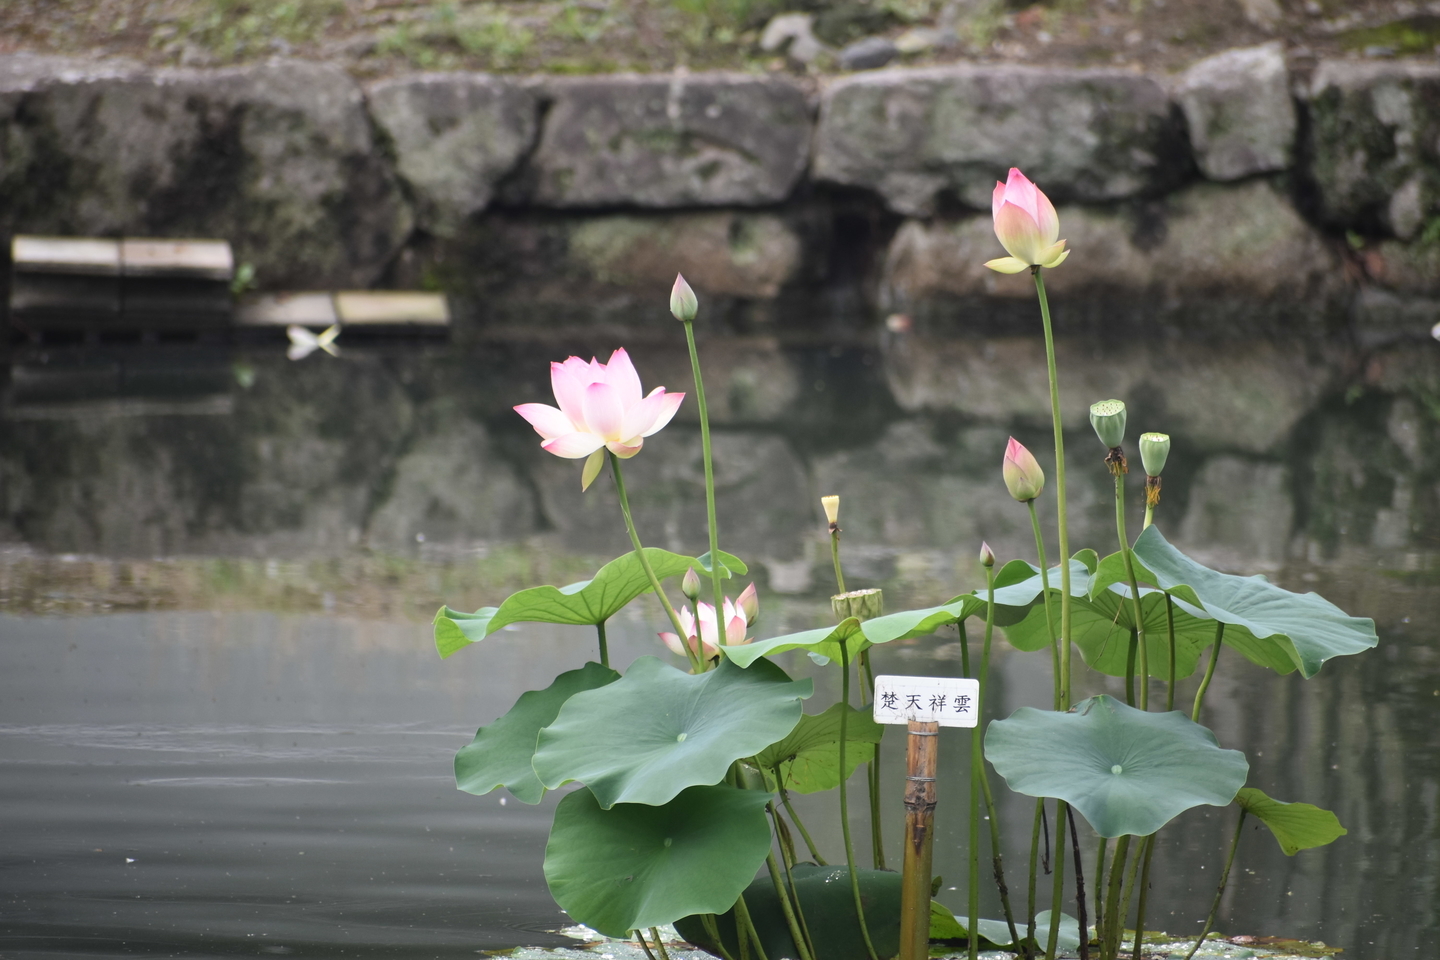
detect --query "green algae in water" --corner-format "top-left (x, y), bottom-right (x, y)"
top-left (1340, 15), bottom-right (1440, 54)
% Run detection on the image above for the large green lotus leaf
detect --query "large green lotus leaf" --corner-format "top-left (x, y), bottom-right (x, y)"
top-left (544, 784), bottom-right (774, 939)
top-left (754, 702), bottom-right (884, 794)
top-left (533, 656), bottom-right (812, 808)
top-left (988, 557), bottom-right (1093, 627)
top-left (858, 595), bottom-right (989, 644)
top-left (1236, 787), bottom-right (1348, 856)
top-left (675, 864), bottom-right (902, 960)
top-left (720, 617), bottom-right (868, 669)
top-left (1005, 584), bottom-right (1218, 679)
top-left (984, 695), bottom-right (1248, 838)
top-left (454, 662), bottom-right (619, 804)
top-left (434, 548), bottom-right (741, 659)
top-left (1131, 527), bottom-right (1378, 678)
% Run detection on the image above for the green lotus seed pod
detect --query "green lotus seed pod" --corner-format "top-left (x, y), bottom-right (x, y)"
top-left (1140, 432), bottom-right (1171, 477)
top-left (1089, 399), bottom-right (1127, 449)
top-left (832, 588), bottom-right (883, 622)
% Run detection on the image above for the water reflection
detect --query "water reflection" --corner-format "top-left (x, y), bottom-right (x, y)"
top-left (1, 331), bottom-right (1438, 958)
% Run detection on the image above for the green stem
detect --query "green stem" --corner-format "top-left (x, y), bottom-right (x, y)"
top-left (635, 930), bottom-right (660, 960)
top-left (1124, 629), bottom-right (1137, 708)
top-left (766, 850), bottom-right (815, 960)
top-left (1093, 837), bottom-right (1107, 946)
top-left (1026, 500), bottom-right (1062, 711)
top-left (862, 650), bottom-right (886, 870)
top-left (596, 619), bottom-right (609, 669)
top-left (734, 893), bottom-right (769, 960)
top-left (1045, 801), bottom-right (1068, 960)
top-left (683, 319), bottom-right (726, 616)
top-left (651, 928), bottom-right (672, 960)
top-left (1026, 799), bottom-right (1043, 957)
top-left (1192, 623), bottom-right (1225, 723)
top-left (772, 798), bottom-right (799, 868)
top-left (770, 805), bottom-right (819, 960)
top-left (1164, 597), bottom-right (1177, 712)
top-left (1116, 838), bottom-right (1144, 956)
top-left (1143, 502), bottom-right (1154, 530)
top-left (610, 452), bottom-right (693, 653)
top-left (1101, 835), bottom-right (1132, 960)
top-left (963, 618), bottom-right (980, 960)
top-left (700, 914), bottom-right (738, 960)
top-left (838, 637), bottom-right (880, 960)
top-left (1130, 836), bottom-right (1157, 960)
top-left (1115, 473), bottom-right (1148, 710)
top-left (979, 563), bottom-right (1022, 951)
top-left (780, 785), bottom-right (827, 865)
top-left (1033, 269), bottom-right (1071, 711)
top-left (1183, 811), bottom-right (1248, 960)
top-left (830, 530), bottom-right (847, 595)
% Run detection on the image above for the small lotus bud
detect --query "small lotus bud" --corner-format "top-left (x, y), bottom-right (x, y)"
top-left (979, 542), bottom-right (995, 568)
top-left (1139, 432), bottom-right (1171, 477)
top-left (736, 582), bottom-right (759, 626)
top-left (821, 495), bottom-right (840, 526)
top-left (681, 566), bottom-right (701, 601)
top-left (832, 588), bottom-right (883, 622)
top-left (670, 273), bottom-right (698, 321)
top-left (1002, 437), bottom-right (1045, 503)
top-left (1089, 399), bottom-right (1128, 450)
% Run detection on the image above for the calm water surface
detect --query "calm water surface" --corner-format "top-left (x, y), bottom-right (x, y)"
top-left (1, 333), bottom-right (1438, 958)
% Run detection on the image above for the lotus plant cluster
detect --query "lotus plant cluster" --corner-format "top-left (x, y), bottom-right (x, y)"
top-left (433, 168), bottom-right (1375, 960)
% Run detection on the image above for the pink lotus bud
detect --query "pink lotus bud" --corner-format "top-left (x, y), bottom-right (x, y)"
top-left (681, 566), bottom-right (701, 601)
top-left (984, 167), bottom-right (1070, 275)
top-left (979, 542), bottom-right (995, 568)
top-left (723, 603), bottom-right (748, 646)
top-left (670, 273), bottom-right (698, 321)
top-left (1003, 437), bottom-right (1045, 502)
top-left (736, 582), bottom-right (759, 626)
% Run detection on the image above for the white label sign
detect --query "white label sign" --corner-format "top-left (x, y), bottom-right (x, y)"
top-left (872, 675), bottom-right (979, 728)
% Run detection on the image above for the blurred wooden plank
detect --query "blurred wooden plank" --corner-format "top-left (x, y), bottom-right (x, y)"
top-left (11, 236), bottom-right (121, 276)
top-left (234, 292), bottom-right (338, 327)
top-left (120, 239), bottom-right (233, 280)
top-left (334, 291), bottom-right (449, 325)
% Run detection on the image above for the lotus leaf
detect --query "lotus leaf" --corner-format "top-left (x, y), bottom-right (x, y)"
top-left (675, 864), bottom-right (902, 960)
top-left (544, 784), bottom-right (774, 939)
top-left (719, 617), bottom-right (867, 669)
top-left (754, 702), bottom-right (885, 794)
top-left (987, 557), bottom-right (1094, 627)
top-left (454, 662), bottom-right (619, 804)
top-left (984, 695), bottom-right (1249, 838)
top-left (1129, 527), bottom-right (1378, 678)
top-left (927, 901), bottom-right (1015, 948)
top-left (1236, 787), bottom-right (1348, 856)
top-left (533, 656), bottom-right (812, 808)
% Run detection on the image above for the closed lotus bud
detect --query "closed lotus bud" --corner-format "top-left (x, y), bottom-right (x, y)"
top-left (1089, 399), bottom-right (1127, 449)
top-left (681, 566), bottom-right (701, 601)
top-left (832, 587), bottom-right (883, 622)
top-left (736, 582), bottom-right (759, 627)
top-left (979, 541), bottom-right (995, 568)
top-left (821, 495), bottom-right (840, 526)
top-left (1140, 432), bottom-right (1171, 477)
top-left (670, 273), bottom-right (698, 322)
top-left (1002, 437), bottom-right (1045, 503)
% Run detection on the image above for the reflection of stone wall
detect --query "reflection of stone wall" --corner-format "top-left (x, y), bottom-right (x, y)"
top-left (2, 52), bottom-right (1438, 339)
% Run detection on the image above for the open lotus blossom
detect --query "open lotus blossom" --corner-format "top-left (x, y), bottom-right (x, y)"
top-left (515, 348), bottom-right (684, 491)
top-left (659, 587), bottom-right (757, 661)
top-left (984, 167), bottom-right (1070, 274)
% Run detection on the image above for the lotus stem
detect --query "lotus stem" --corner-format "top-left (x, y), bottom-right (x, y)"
top-left (1183, 810), bottom-right (1248, 960)
top-left (1124, 629), bottom-right (1137, 708)
top-left (979, 562), bottom-right (1022, 950)
top-left (1116, 837), bottom-right (1144, 955)
top-left (766, 850), bottom-right (815, 960)
top-left (635, 930), bottom-right (660, 960)
top-left (1067, 806), bottom-right (1090, 960)
top-left (1092, 837), bottom-right (1107, 948)
top-left (1026, 799), bottom-right (1043, 958)
top-left (771, 799), bottom-right (799, 868)
top-left (1032, 268), bottom-right (1072, 711)
top-left (1114, 472), bottom-right (1149, 710)
top-left (1026, 500), bottom-right (1062, 711)
top-left (838, 637), bottom-right (881, 960)
top-left (963, 618), bottom-right (980, 960)
top-left (1192, 623), bottom-right (1225, 723)
top-left (651, 928), bottom-right (672, 960)
top-left (734, 892), bottom-right (769, 960)
top-left (864, 649), bottom-right (886, 871)
top-left (1165, 597), bottom-right (1177, 712)
top-left (1130, 836), bottom-right (1157, 960)
top-left (1101, 835), bottom-right (1132, 960)
top-left (1045, 801), bottom-right (1069, 960)
top-left (700, 914), bottom-right (738, 960)
top-left (779, 784), bottom-right (828, 865)
top-left (770, 805), bottom-right (820, 960)
top-left (610, 453), bottom-right (698, 668)
top-left (830, 529), bottom-right (847, 595)
top-left (596, 619), bottom-right (609, 669)
top-left (682, 319), bottom-right (726, 617)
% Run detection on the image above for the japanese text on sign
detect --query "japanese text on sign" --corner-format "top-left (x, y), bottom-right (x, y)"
top-left (872, 675), bottom-right (980, 728)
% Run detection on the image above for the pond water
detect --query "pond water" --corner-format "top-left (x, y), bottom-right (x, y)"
top-left (1, 328), bottom-right (1438, 959)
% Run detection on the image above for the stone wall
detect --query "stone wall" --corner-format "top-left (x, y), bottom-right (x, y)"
top-left (1, 48), bottom-right (1438, 338)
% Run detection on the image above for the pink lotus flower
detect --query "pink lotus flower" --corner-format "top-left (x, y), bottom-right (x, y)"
top-left (660, 587), bottom-right (757, 661)
top-left (515, 348), bottom-right (684, 491)
top-left (1003, 437), bottom-right (1045, 502)
top-left (984, 168), bottom-right (1070, 274)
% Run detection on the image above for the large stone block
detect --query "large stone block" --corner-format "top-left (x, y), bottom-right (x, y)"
top-left (812, 65), bottom-right (1187, 216)
top-left (1305, 59), bottom-right (1440, 239)
top-left (1173, 43), bottom-right (1295, 181)
top-left (519, 73), bottom-right (812, 208)
top-left (879, 180), bottom-right (1346, 334)
top-left (0, 54), bottom-right (412, 288)
top-left (367, 73), bottom-right (538, 237)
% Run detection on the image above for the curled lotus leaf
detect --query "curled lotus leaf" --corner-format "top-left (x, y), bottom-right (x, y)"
top-left (1236, 787), bottom-right (1348, 856)
top-left (533, 656), bottom-right (811, 808)
top-left (754, 702), bottom-right (884, 794)
top-left (544, 784), bottom-right (774, 939)
top-left (984, 695), bottom-right (1249, 838)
